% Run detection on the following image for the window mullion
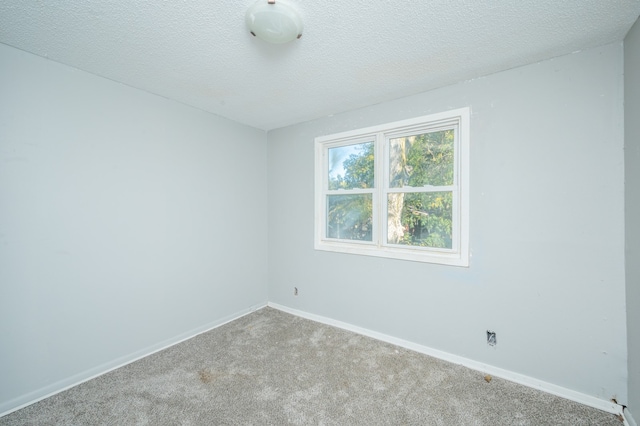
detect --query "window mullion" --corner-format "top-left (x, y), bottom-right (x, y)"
top-left (378, 132), bottom-right (387, 247)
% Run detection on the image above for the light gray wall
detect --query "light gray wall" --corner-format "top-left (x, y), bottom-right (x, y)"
top-left (268, 43), bottom-right (627, 403)
top-left (0, 43), bottom-right (268, 413)
top-left (625, 16), bottom-right (640, 426)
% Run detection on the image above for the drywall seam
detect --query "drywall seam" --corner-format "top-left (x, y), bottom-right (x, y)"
top-left (267, 302), bottom-right (623, 416)
top-left (0, 302), bottom-right (268, 417)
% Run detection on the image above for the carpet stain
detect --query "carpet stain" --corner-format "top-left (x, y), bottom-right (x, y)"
top-left (198, 369), bottom-right (216, 384)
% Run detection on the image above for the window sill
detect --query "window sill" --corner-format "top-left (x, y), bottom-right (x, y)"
top-left (315, 240), bottom-right (469, 266)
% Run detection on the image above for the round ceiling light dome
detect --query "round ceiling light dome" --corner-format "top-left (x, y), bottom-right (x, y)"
top-left (246, 0), bottom-right (303, 44)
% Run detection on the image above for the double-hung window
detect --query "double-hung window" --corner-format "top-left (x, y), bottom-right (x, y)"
top-left (314, 107), bottom-right (470, 266)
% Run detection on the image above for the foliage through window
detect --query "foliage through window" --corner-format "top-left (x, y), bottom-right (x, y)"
top-left (315, 108), bottom-right (470, 266)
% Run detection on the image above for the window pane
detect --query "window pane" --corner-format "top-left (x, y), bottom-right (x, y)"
top-left (328, 142), bottom-right (374, 190)
top-left (387, 192), bottom-right (452, 248)
top-left (389, 130), bottom-right (454, 188)
top-left (327, 194), bottom-right (372, 241)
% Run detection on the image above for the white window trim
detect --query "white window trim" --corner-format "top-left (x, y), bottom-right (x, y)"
top-left (314, 107), bottom-right (470, 266)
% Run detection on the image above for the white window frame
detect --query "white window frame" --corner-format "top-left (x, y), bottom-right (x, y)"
top-left (314, 107), bottom-right (470, 266)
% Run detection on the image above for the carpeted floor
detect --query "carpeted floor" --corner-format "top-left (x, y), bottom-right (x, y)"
top-left (0, 307), bottom-right (623, 425)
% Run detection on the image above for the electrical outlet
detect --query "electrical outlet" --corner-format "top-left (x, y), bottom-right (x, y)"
top-left (294, 287), bottom-right (298, 296)
top-left (487, 331), bottom-right (497, 346)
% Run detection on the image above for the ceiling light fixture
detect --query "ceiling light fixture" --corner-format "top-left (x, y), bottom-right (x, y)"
top-left (246, 0), bottom-right (303, 44)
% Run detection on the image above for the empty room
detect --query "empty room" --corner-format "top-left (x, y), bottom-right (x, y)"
top-left (1, 0), bottom-right (640, 424)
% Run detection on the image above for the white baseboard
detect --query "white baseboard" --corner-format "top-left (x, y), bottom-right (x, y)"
top-left (626, 409), bottom-right (637, 426)
top-left (0, 302), bottom-right (267, 418)
top-left (268, 302), bottom-right (624, 417)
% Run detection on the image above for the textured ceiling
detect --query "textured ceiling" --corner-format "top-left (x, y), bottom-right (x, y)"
top-left (1, 1), bottom-right (639, 130)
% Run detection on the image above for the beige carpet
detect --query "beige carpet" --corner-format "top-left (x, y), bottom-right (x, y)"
top-left (0, 307), bottom-right (622, 425)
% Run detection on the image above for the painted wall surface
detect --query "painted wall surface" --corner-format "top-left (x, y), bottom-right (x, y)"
top-left (268, 43), bottom-right (627, 403)
top-left (625, 16), bottom-right (640, 426)
top-left (0, 43), bottom-right (268, 413)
